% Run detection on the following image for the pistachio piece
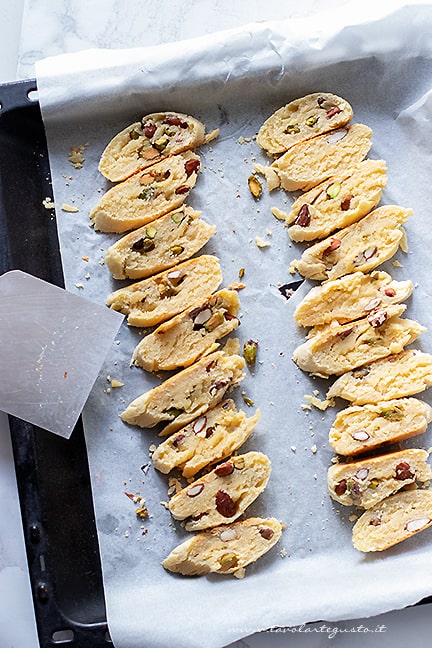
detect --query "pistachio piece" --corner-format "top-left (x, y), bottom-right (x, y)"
top-left (131, 237), bottom-right (155, 252)
top-left (219, 552), bottom-right (239, 570)
top-left (284, 123), bottom-right (300, 134)
top-left (171, 211), bottom-right (185, 224)
top-left (305, 115), bottom-right (318, 127)
top-left (170, 244), bottom-right (185, 255)
top-left (138, 187), bottom-right (155, 201)
top-left (232, 457), bottom-right (245, 470)
top-left (154, 135), bottom-right (170, 151)
top-left (145, 225), bottom-right (157, 239)
top-left (129, 129), bottom-right (141, 140)
top-left (204, 311), bottom-right (225, 331)
top-left (248, 174), bottom-right (263, 199)
top-left (166, 407), bottom-right (184, 419)
top-left (379, 406), bottom-right (404, 422)
top-left (243, 339), bottom-right (258, 365)
top-left (326, 181), bottom-right (341, 199)
top-left (369, 478), bottom-right (380, 489)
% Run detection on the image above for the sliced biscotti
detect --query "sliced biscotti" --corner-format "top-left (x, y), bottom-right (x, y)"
top-left (90, 151), bottom-right (200, 233)
top-left (286, 159), bottom-right (387, 242)
top-left (329, 399), bottom-right (432, 456)
top-left (162, 516), bottom-right (282, 575)
top-left (121, 340), bottom-right (245, 435)
top-left (257, 93), bottom-right (353, 157)
top-left (328, 448), bottom-right (431, 510)
top-left (293, 305), bottom-right (425, 377)
top-left (104, 206), bottom-right (215, 280)
top-left (292, 205), bottom-right (411, 281)
top-left (270, 123), bottom-right (372, 192)
top-left (327, 350), bottom-right (432, 405)
top-left (168, 451), bottom-right (271, 531)
top-left (98, 112), bottom-right (206, 182)
top-left (132, 289), bottom-right (240, 372)
top-left (106, 255), bottom-right (222, 327)
top-left (294, 271), bottom-right (413, 328)
top-left (152, 400), bottom-right (260, 478)
top-left (352, 489), bottom-right (432, 552)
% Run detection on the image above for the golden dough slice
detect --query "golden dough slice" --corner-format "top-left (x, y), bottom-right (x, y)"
top-left (162, 517), bottom-right (282, 576)
top-left (327, 350), bottom-right (432, 405)
top-left (257, 92), bottom-right (353, 157)
top-left (328, 448), bottom-right (431, 509)
top-left (106, 255), bottom-right (222, 327)
top-left (99, 112), bottom-right (206, 182)
top-left (152, 400), bottom-right (260, 478)
top-left (329, 398), bottom-right (432, 457)
top-left (132, 289), bottom-right (240, 372)
top-left (293, 305), bottom-right (425, 377)
top-left (294, 271), bottom-right (413, 328)
top-left (271, 123), bottom-right (372, 192)
top-left (352, 489), bottom-right (432, 552)
top-left (287, 159), bottom-right (387, 241)
top-left (105, 205), bottom-right (215, 280)
top-left (90, 151), bottom-right (200, 233)
top-left (292, 205), bottom-right (411, 282)
top-left (121, 339), bottom-right (245, 435)
top-left (168, 451), bottom-right (271, 531)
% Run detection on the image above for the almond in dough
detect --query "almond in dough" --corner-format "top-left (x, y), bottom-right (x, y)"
top-left (329, 398), bottom-right (432, 456)
top-left (104, 205), bottom-right (215, 280)
top-left (328, 448), bottom-right (431, 509)
top-left (286, 159), bottom-right (387, 241)
top-left (294, 271), bottom-right (413, 328)
top-left (131, 289), bottom-right (240, 372)
top-left (98, 111), bottom-right (206, 182)
top-left (106, 255), bottom-right (222, 327)
top-left (292, 205), bottom-right (411, 281)
top-left (152, 400), bottom-right (260, 478)
top-left (271, 123), bottom-right (372, 192)
top-left (90, 151), bottom-right (200, 233)
top-left (352, 489), bottom-right (432, 552)
top-left (162, 516), bottom-right (282, 575)
top-left (257, 92), bottom-right (353, 157)
top-left (327, 350), bottom-right (432, 405)
top-left (168, 451), bottom-right (271, 531)
top-left (121, 339), bottom-right (245, 435)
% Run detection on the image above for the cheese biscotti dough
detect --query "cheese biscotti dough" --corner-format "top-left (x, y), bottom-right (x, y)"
top-left (292, 305), bottom-right (425, 377)
top-left (329, 399), bottom-right (432, 456)
top-left (328, 448), bottom-right (431, 509)
top-left (257, 93), bottom-right (353, 157)
top-left (98, 112), bottom-right (206, 182)
top-left (352, 489), bottom-right (432, 552)
top-left (121, 340), bottom-right (245, 435)
top-left (270, 123), bottom-right (372, 192)
top-left (286, 159), bottom-right (387, 242)
top-left (168, 452), bottom-right (271, 531)
top-left (105, 206), bottom-right (216, 280)
top-left (90, 151), bottom-right (200, 233)
top-left (152, 400), bottom-right (260, 478)
top-left (106, 255), bottom-right (222, 327)
top-left (162, 516), bottom-right (282, 575)
top-left (327, 350), bottom-right (432, 405)
top-left (132, 289), bottom-right (240, 372)
top-left (292, 205), bottom-right (411, 281)
top-left (294, 271), bottom-right (413, 328)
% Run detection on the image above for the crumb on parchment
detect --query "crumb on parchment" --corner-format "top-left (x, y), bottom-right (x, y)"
top-left (68, 144), bottom-right (89, 169)
top-left (61, 203), bottom-right (79, 212)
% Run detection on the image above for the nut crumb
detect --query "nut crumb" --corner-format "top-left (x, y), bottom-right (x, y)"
top-left (271, 206), bottom-right (288, 221)
top-left (204, 128), bottom-right (220, 144)
top-left (227, 281), bottom-right (246, 291)
top-left (349, 514), bottom-right (358, 522)
top-left (68, 144), bottom-right (88, 169)
top-left (160, 501), bottom-right (169, 510)
top-left (234, 567), bottom-right (246, 579)
top-left (42, 197), bottom-right (55, 209)
top-left (148, 444), bottom-right (156, 457)
top-left (255, 236), bottom-right (270, 248)
top-left (311, 445), bottom-right (317, 454)
top-left (110, 379), bottom-right (124, 388)
top-left (61, 203), bottom-right (79, 213)
top-left (304, 394), bottom-right (333, 411)
top-left (392, 260), bottom-right (403, 267)
top-left (290, 445), bottom-right (297, 453)
top-left (279, 547), bottom-right (287, 558)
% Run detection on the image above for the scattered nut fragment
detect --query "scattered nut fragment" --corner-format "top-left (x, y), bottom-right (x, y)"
top-left (68, 144), bottom-right (88, 169)
top-left (271, 207), bottom-right (288, 221)
top-left (243, 339), bottom-right (258, 365)
top-left (42, 197), bottom-right (55, 209)
top-left (248, 174), bottom-right (263, 199)
top-left (61, 203), bottom-right (79, 213)
top-left (255, 236), bottom-right (270, 248)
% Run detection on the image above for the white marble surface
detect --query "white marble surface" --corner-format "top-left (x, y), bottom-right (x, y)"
top-left (2, 1), bottom-right (432, 647)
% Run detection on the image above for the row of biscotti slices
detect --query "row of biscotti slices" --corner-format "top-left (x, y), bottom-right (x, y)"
top-left (97, 113), bottom-right (282, 576)
top-left (259, 92), bottom-right (432, 552)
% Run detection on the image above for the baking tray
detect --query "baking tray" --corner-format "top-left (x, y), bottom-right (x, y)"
top-left (0, 79), bottom-right (110, 647)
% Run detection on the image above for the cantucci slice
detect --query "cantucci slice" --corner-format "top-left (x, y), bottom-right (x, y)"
top-left (90, 151), bottom-right (200, 233)
top-left (105, 205), bottom-right (215, 280)
top-left (294, 271), bottom-right (413, 328)
top-left (293, 305), bottom-right (425, 377)
top-left (329, 398), bottom-right (432, 456)
top-left (162, 517), bottom-right (282, 575)
top-left (168, 452), bottom-right (271, 531)
top-left (327, 350), bottom-right (432, 405)
top-left (106, 255), bottom-right (222, 327)
top-left (152, 400), bottom-right (260, 478)
top-left (257, 93), bottom-right (353, 157)
top-left (292, 205), bottom-right (411, 281)
top-left (352, 489), bottom-right (432, 552)
top-left (270, 123), bottom-right (372, 192)
top-left (98, 112), bottom-right (206, 182)
top-left (121, 340), bottom-right (245, 435)
top-left (328, 448), bottom-right (431, 509)
top-left (286, 159), bottom-right (387, 241)
top-left (131, 289), bottom-right (240, 372)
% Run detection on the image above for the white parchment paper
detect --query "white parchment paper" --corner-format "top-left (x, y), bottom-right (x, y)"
top-left (35, 2), bottom-right (432, 646)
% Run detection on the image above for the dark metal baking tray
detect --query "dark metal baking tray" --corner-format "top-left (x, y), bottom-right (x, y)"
top-left (0, 79), bottom-right (110, 647)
